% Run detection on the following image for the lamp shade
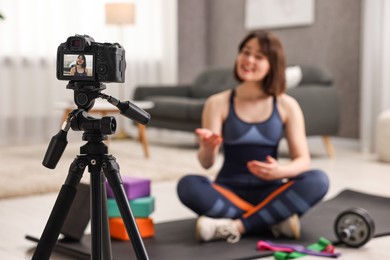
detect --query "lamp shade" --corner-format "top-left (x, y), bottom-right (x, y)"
top-left (105, 3), bottom-right (135, 25)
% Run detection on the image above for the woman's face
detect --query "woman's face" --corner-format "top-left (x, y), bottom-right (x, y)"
top-left (77, 55), bottom-right (85, 65)
top-left (236, 37), bottom-right (270, 82)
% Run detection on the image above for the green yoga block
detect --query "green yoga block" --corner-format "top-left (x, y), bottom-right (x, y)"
top-left (107, 196), bottom-right (155, 218)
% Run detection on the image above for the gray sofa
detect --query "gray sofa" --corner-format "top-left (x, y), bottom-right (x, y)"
top-left (133, 66), bottom-right (339, 156)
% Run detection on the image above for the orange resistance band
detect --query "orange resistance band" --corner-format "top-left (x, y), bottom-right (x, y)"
top-left (212, 181), bottom-right (295, 219)
top-left (211, 183), bottom-right (255, 212)
top-left (243, 181), bottom-right (294, 218)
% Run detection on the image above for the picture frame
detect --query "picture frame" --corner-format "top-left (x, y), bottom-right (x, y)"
top-left (245, 0), bottom-right (315, 30)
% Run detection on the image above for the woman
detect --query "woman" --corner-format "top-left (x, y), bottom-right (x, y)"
top-left (70, 54), bottom-right (88, 77)
top-left (177, 31), bottom-right (329, 244)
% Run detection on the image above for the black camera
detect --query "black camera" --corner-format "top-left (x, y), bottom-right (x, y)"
top-left (57, 35), bottom-right (126, 83)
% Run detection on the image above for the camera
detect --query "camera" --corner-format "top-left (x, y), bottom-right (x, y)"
top-left (56, 34), bottom-right (126, 83)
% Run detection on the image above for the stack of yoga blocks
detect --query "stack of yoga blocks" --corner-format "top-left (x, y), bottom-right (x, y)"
top-left (106, 176), bottom-right (155, 241)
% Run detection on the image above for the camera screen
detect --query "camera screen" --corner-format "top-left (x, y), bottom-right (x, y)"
top-left (62, 54), bottom-right (93, 79)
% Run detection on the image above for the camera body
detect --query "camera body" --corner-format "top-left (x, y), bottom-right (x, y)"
top-left (57, 35), bottom-right (126, 83)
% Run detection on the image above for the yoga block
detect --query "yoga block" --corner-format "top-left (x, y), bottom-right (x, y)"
top-left (109, 217), bottom-right (155, 241)
top-left (107, 196), bottom-right (155, 218)
top-left (130, 196), bottom-right (155, 217)
top-left (106, 176), bottom-right (150, 199)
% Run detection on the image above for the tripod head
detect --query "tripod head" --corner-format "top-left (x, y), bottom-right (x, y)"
top-left (42, 81), bottom-right (151, 169)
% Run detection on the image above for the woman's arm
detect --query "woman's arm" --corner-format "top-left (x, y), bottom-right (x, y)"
top-left (69, 67), bottom-right (75, 76)
top-left (247, 94), bottom-right (310, 180)
top-left (196, 92), bottom-right (227, 169)
top-left (281, 94), bottom-right (311, 177)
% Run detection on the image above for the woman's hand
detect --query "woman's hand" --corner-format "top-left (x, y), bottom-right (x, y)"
top-left (195, 128), bottom-right (223, 169)
top-left (195, 128), bottom-right (223, 150)
top-left (247, 155), bottom-right (282, 181)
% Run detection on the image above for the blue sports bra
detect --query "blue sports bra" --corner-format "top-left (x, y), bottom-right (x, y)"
top-left (74, 68), bottom-right (87, 77)
top-left (216, 89), bottom-right (284, 187)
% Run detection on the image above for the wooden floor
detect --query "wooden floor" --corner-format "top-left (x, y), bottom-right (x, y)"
top-left (1, 137), bottom-right (390, 259)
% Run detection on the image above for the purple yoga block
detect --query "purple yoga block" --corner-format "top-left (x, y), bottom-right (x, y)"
top-left (106, 176), bottom-right (150, 199)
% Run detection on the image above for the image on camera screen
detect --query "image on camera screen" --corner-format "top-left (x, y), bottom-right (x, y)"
top-left (62, 54), bottom-right (93, 79)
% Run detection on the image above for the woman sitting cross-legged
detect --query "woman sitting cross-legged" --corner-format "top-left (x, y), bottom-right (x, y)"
top-left (177, 30), bottom-right (329, 244)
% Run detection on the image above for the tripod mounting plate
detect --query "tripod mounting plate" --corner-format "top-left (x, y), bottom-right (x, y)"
top-left (67, 81), bottom-right (106, 111)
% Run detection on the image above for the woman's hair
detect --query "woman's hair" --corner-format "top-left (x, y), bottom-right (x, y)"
top-left (78, 54), bottom-right (87, 68)
top-left (234, 30), bottom-right (286, 95)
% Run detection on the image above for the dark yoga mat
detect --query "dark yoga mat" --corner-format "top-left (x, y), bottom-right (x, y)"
top-left (26, 189), bottom-right (390, 260)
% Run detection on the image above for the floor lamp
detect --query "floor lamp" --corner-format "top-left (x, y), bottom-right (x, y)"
top-left (105, 2), bottom-right (135, 139)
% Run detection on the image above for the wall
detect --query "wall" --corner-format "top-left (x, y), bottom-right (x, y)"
top-left (360, 0), bottom-right (390, 152)
top-left (178, 0), bottom-right (209, 83)
top-left (178, 0), bottom-right (361, 138)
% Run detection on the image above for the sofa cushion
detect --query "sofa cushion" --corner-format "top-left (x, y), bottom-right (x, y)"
top-left (189, 68), bottom-right (237, 98)
top-left (286, 65), bottom-right (303, 88)
top-left (299, 65), bottom-right (333, 86)
top-left (146, 96), bottom-right (205, 121)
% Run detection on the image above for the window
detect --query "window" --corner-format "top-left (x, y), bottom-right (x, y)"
top-left (0, 0), bottom-right (177, 145)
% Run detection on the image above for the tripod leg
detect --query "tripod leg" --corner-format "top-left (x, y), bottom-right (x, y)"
top-left (89, 166), bottom-right (113, 260)
top-left (32, 158), bottom-right (86, 260)
top-left (103, 156), bottom-right (149, 260)
top-left (100, 172), bottom-right (113, 260)
top-left (90, 166), bottom-right (103, 259)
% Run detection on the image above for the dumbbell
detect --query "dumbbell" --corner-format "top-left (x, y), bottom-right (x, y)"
top-left (334, 207), bottom-right (375, 248)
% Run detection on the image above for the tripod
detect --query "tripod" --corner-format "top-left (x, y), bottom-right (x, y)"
top-left (32, 81), bottom-right (150, 260)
